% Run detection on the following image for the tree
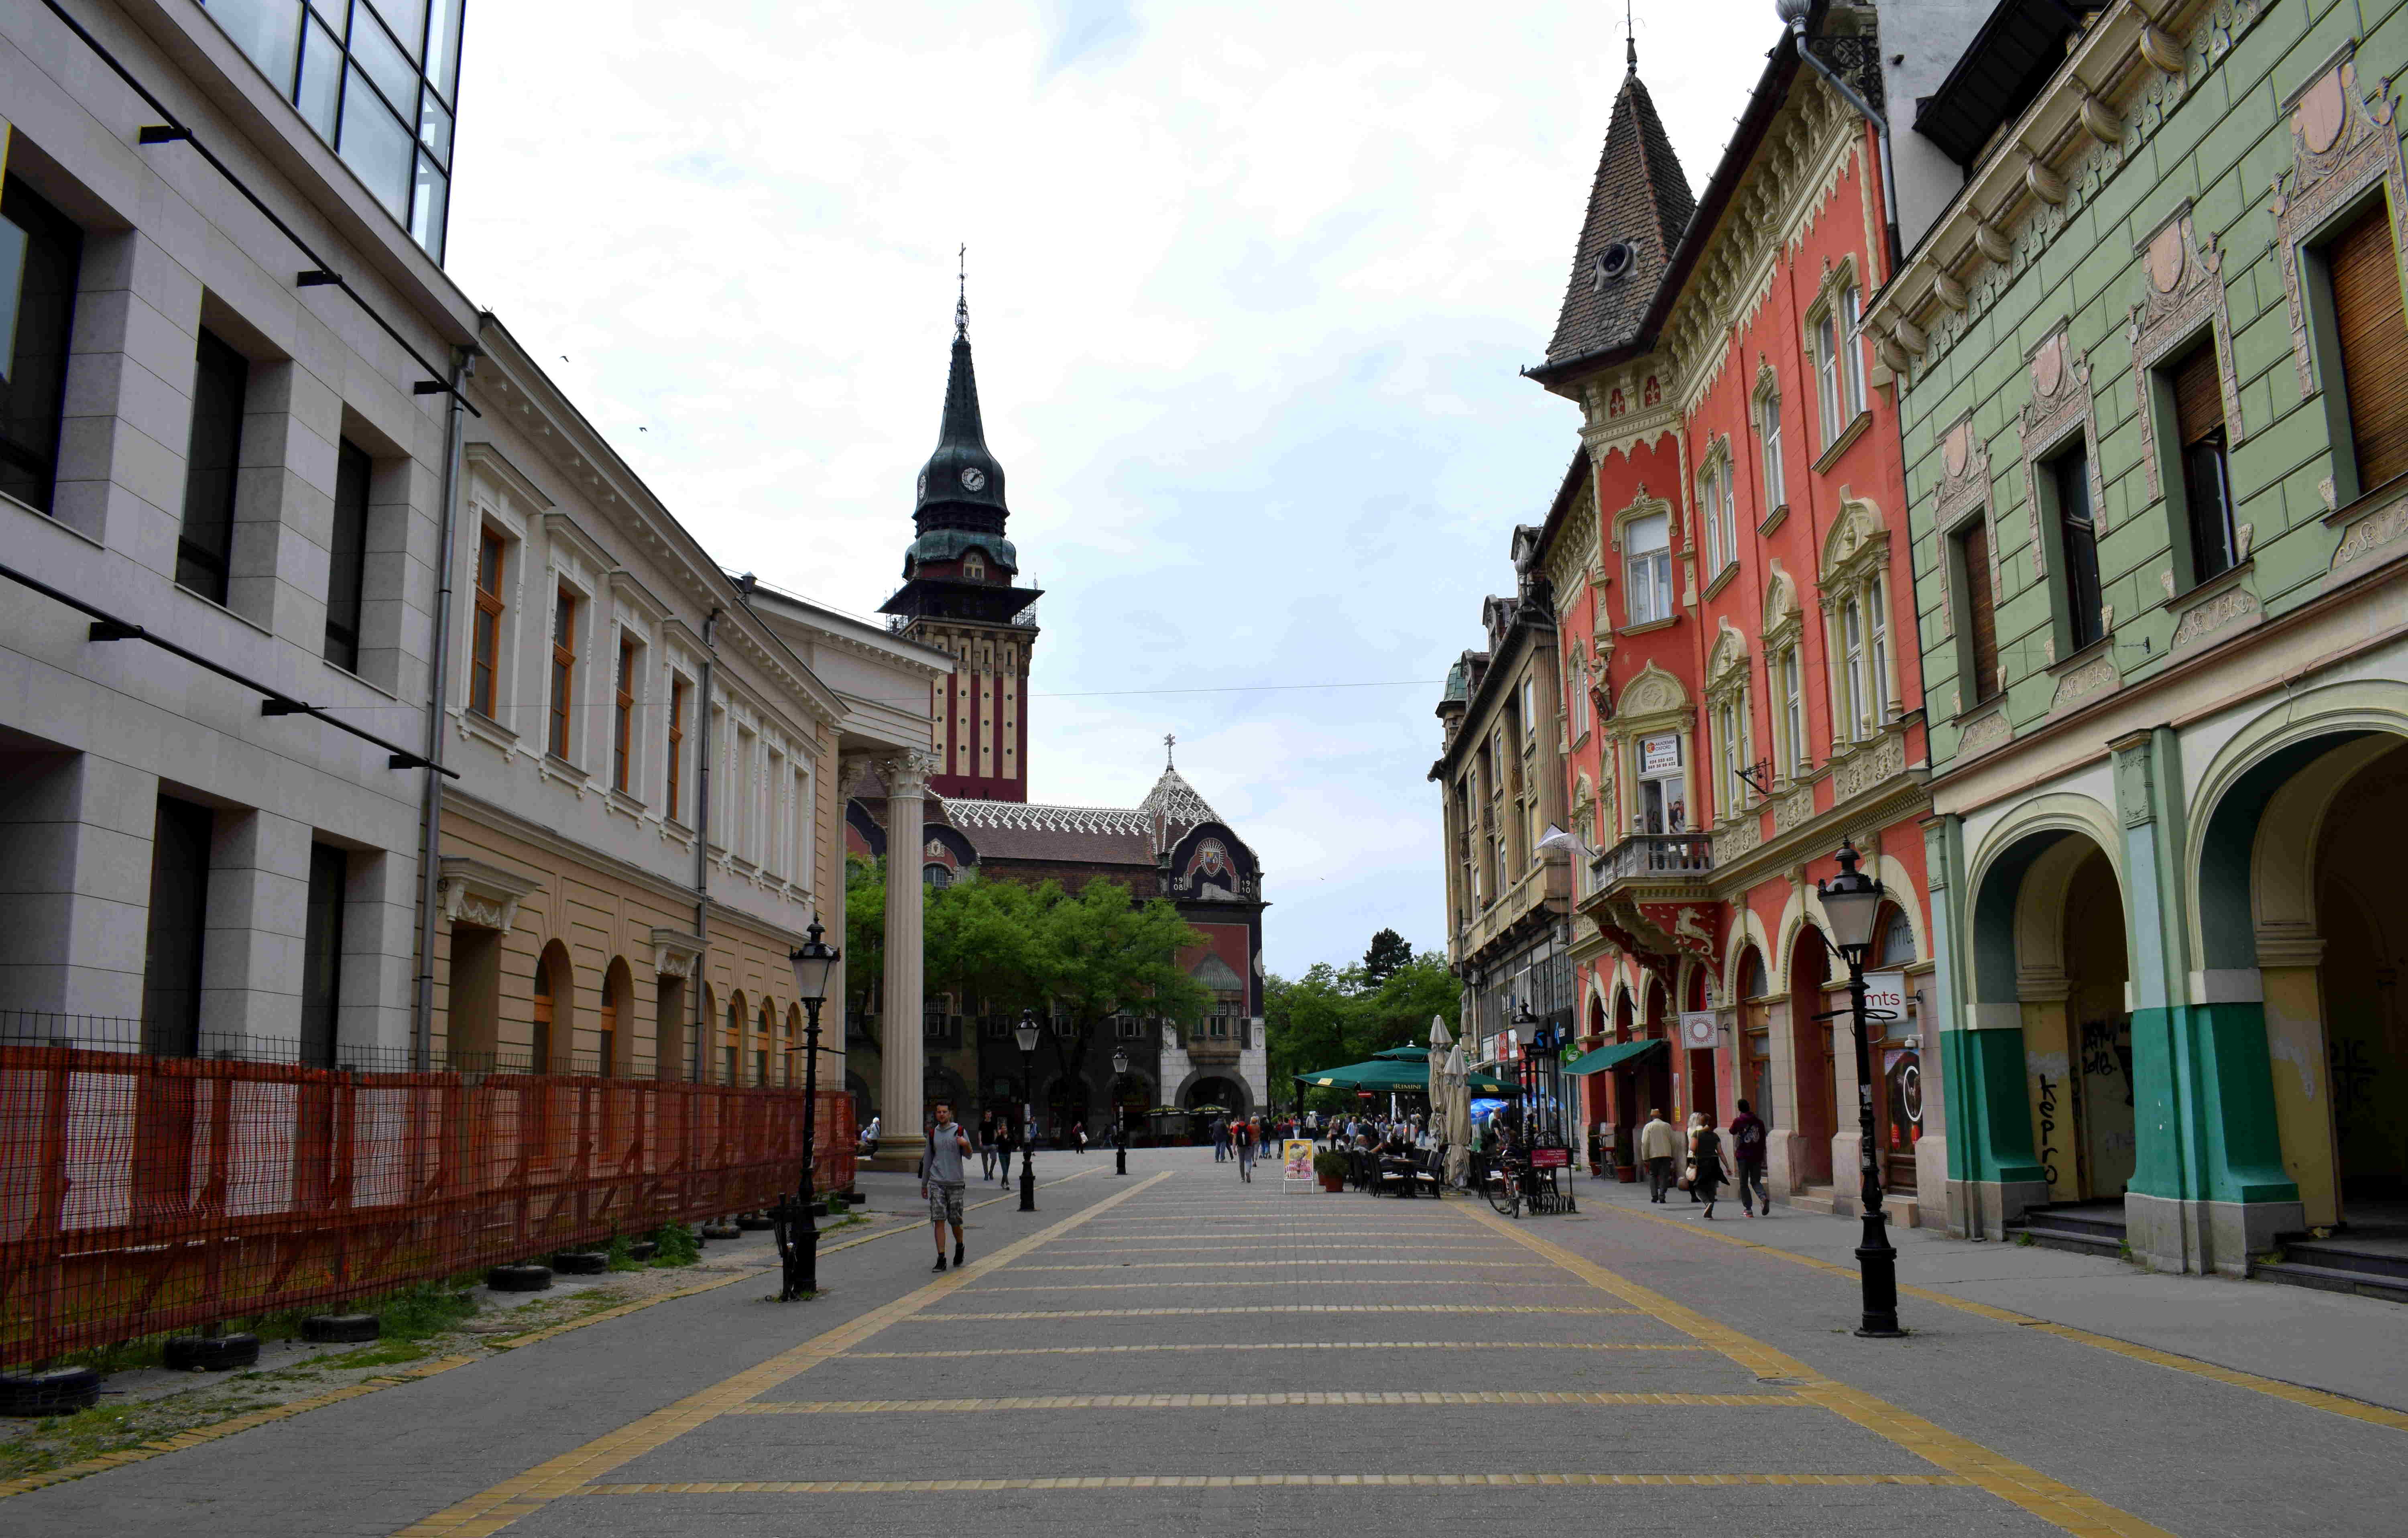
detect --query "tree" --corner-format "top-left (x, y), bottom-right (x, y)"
top-left (1265, 948), bottom-right (1461, 1111)
top-left (843, 856), bottom-right (885, 1046)
top-left (1362, 928), bottom-right (1412, 987)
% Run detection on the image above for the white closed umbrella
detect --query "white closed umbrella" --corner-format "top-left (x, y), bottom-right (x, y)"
top-left (1442, 1043), bottom-right (1472, 1186)
top-left (1427, 1014), bottom-right (1450, 1111)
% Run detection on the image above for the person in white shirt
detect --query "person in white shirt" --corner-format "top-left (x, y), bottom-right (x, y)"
top-left (1637, 1109), bottom-right (1683, 1203)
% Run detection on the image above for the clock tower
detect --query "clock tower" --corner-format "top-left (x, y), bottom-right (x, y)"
top-left (880, 277), bottom-right (1043, 802)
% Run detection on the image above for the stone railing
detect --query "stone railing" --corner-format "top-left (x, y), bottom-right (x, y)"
top-left (1591, 832), bottom-right (1714, 886)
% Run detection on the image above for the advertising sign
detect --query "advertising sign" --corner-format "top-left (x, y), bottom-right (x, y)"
top-left (1639, 733), bottom-right (1681, 775)
top-left (1281, 1138), bottom-right (1317, 1191)
top-left (1678, 1011), bottom-right (1717, 1049)
top-left (1530, 1145), bottom-right (1570, 1169)
top-left (1863, 971), bottom-right (1908, 1033)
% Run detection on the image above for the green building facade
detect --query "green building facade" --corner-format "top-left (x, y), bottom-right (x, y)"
top-left (1868, 0), bottom-right (2408, 1275)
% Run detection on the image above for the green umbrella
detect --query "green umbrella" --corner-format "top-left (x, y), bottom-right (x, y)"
top-left (1301, 1059), bottom-right (1515, 1096)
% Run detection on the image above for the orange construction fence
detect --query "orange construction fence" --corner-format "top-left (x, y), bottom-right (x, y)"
top-left (0, 1044), bottom-right (854, 1367)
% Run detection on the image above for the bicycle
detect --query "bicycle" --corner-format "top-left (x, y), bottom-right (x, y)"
top-left (1483, 1146), bottom-right (1528, 1219)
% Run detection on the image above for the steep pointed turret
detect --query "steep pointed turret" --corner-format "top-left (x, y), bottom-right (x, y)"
top-left (1541, 44), bottom-right (1695, 370)
top-left (883, 266), bottom-right (1043, 803)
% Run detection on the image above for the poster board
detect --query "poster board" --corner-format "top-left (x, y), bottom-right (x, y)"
top-left (1281, 1138), bottom-right (1317, 1192)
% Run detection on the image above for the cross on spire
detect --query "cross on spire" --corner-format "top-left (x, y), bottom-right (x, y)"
top-left (1163, 732), bottom-right (1176, 769)
top-left (1625, 0), bottom-right (1638, 72)
top-left (955, 243), bottom-right (968, 340)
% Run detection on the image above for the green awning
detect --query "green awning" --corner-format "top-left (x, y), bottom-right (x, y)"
top-left (1562, 1038), bottom-right (1669, 1076)
top-left (1301, 1060), bottom-right (1518, 1095)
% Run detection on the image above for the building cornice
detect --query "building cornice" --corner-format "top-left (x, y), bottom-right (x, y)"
top-left (1862, 0), bottom-right (2223, 381)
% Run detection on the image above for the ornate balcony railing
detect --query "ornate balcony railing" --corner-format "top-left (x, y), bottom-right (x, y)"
top-left (1590, 832), bottom-right (1714, 886)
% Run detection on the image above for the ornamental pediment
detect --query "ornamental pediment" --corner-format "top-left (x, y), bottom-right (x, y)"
top-left (437, 858), bottom-right (545, 932)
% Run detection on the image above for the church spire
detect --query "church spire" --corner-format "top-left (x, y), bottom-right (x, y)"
top-left (913, 254), bottom-right (1008, 532)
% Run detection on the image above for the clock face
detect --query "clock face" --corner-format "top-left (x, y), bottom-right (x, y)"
top-left (916, 471), bottom-right (927, 500)
top-left (960, 467), bottom-right (987, 492)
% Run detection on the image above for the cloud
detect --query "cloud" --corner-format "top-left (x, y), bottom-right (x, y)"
top-left (445, 0), bottom-right (1762, 975)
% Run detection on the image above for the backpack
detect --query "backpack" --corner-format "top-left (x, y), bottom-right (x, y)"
top-left (1735, 1118), bottom-right (1766, 1156)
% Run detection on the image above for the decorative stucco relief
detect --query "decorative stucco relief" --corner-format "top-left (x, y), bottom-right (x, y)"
top-left (2017, 327), bottom-right (2106, 577)
top-left (2271, 49), bottom-right (2407, 398)
top-left (2127, 204), bottom-right (2245, 502)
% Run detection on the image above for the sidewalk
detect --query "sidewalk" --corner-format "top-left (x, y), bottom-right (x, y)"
top-left (1573, 1173), bottom-right (2408, 1412)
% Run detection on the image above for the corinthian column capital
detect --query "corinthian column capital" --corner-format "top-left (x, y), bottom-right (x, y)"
top-left (883, 748), bottom-right (940, 801)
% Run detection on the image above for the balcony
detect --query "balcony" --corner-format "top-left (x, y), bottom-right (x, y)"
top-left (1590, 833), bottom-right (1714, 885)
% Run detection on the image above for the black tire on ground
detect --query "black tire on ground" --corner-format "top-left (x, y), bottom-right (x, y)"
top-left (734, 1212), bottom-right (773, 1231)
top-left (300, 1314), bottom-right (380, 1344)
top-left (163, 1333), bottom-right (261, 1371)
top-left (0, 1367), bottom-right (103, 1416)
top-left (487, 1263), bottom-right (553, 1292)
top-left (550, 1251), bottom-right (608, 1275)
top-left (837, 1191), bottom-right (866, 1206)
top-left (699, 1222), bottom-right (741, 1241)
top-left (624, 1241), bottom-right (658, 1261)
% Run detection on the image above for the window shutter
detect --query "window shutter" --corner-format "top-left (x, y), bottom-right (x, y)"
top-left (2329, 203), bottom-right (2408, 489)
top-left (2171, 342), bottom-right (2224, 446)
top-left (1961, 519), bottom-right (1999, 704)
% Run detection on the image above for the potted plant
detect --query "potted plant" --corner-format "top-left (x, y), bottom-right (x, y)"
top-left (1313, 1150), bottom-right (1348, 1194)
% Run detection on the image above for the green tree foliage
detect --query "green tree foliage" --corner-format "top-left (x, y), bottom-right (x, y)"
top-left (1362, 927), bottom-right (1412, 986)
top-left (844, 856), bottom-right (886, 1042)
top-left (1265, 940), bottom-right (1460, 1110)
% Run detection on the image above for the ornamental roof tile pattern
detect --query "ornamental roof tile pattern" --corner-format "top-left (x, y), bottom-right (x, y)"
top-left (1138, 767), bottom-right (1222, 831)
top-left (1544, 63), bottom-right (1695, 367)
top-left (935, 797), bottom-right (1160, 865)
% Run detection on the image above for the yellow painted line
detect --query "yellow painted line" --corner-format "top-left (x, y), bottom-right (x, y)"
top-left (384, 1170), bottom-right (1175, 1538)
top-left (840, 1341), bottom-right (1711, 1359)
top-left (578, 1473), bottom-right (1976, 1494)
top-left (908, 1303), bottom-right (1639, 1320)
top-left (1457, 1200), bottom-right (2180, 1538)
top-left (1035, 1244), bottom-right (1501, 1255)
top-left (727, 1389), bottom-right (1810, 1412)
top-left (1594, 1199), bottom-right (2408, 1434)
top-left (1055, 1230), bottom-right (1485, 1240)
top-left (0, 1261), bottom-right (777, 1501)
top-left (1008, 1259), bottom-right (1550, 1270)
top-left (960, 1278), bottom-right (1586, 1292)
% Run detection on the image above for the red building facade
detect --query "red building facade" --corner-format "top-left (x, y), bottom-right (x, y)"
top-left (1519, 27), bottom-right (1942, 1219)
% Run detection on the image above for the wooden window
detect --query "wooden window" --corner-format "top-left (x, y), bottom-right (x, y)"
top-left (1816, 311), bottom-right (1843, 448)
top-left (613, 635), bottom-right (637, 792)
top-left (1841, 288), bottom-right (1867, 419)
top-left (470, 530), bottom-right (504, 717)
top-left (1760, 391), bottom-right (1785, 509)
top-left (0, 176), bottom-right (84, 514)
top-left (323, 439), bottom-right (373, 670)
top-left (1841, 597), bottom-right (1867, 742)
top-left (1868, 576), bottom-right (1889, 728)
top-left (1625, 512), bottom-right (1672, 624)
top-left (1780, 647), bottom-right (1806, 777)
top-left (2170, 341), bottom-right (2238, 584)
top-left (667, 678), bottom-right (687, 821)
top-left (2051, 447), bottom-right (2103, 651)
top-left (549, 588), bottom-right (576, 759)
top-left (2328, 201), bottom-right (2408, 490)
top-left (1957, 518), bottom-right (2000, 704)
top-left (175, 330), bottom-right (250, 604)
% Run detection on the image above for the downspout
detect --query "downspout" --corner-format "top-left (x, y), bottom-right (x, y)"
top-left (693, 606), bottom-right (722, 1080)
top-left (1782, 7), bottom-right (1902, 276)
top-left (412, 340), bottom-right (475, 1071)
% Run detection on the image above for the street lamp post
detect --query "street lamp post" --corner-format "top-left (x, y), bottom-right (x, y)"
top-left (773, 918), bottom-right (840, 1302)
top-left (1111, 1046), bottom-right (1131, 1177)
top-left (1816, 840), bottom-right (1905, 1339)
top-left (1015, 1008), bottom-right (1041, 1212)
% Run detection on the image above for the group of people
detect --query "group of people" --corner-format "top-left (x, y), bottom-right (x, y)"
top-left (1635, 1099), bottom-right (1770, 1219)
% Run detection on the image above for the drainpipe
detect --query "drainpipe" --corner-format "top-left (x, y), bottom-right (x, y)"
top-left (412, 340), bottom-right (475, 1072)
top-left (693, 606), bottom-right (722, 1080)
top-left (1779, 2), bottom-right (1903, 276)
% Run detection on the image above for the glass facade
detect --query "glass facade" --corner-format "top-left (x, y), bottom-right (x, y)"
top-left (201, 0), bottom-right (464, 262)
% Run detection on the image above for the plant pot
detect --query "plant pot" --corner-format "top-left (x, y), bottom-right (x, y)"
top-left (164, 1333), bottom-right (260, 1371)
top-left (487, 1263), bottom-right (553, 1292)
top-left (1319, 1175), bottom-right (1345, 1193)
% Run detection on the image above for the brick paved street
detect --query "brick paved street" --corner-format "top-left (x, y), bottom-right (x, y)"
top-left (8, 1149), bottom-right (2406, 1537)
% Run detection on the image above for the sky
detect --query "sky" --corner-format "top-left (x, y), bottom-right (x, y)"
top-left (443, 0), bottom-right (1773, 979)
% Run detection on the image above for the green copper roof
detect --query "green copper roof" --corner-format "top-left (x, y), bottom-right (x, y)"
top-left (905, 528), bottom-right (1019, 575)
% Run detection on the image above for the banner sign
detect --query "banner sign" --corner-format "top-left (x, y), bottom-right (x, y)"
top-left (1530, 1145), bottom-right (1570, 1169)
top-left (1639, 734), bottom-right (1681, 774)
top-left (1282, 1138), bottom-right (1317, 1192)
top-left (1863, 971), bottom-right (1908, 1030)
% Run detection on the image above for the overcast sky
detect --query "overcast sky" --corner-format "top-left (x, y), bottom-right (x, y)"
top-left (444, 0), bottom-right (1771, 978)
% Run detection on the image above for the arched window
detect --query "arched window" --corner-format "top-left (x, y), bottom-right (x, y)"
top-left (1878, 905), bottom-right (1916, 967)
top-left (963, 555), bottom-right (985, 580)
top-left (924, 863), bottom-right (952, 889)
top-left (757, 1000), bottom-right (773, 1086)
top-left (600, 959), bottom-right (634, 1078)
top-left (724, 992), bottom-right (743, 1085)
top-left (531, 942), bottom-right (572, 1074)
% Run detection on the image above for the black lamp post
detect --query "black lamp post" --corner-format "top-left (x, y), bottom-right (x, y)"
top-left (773, 917), bottom-right (840, 1301)
top-left (1817, 840), bottom-right (1904, 1339)
top-left (1111, 1046), bottom-right (1131, 1177)
top-left (1015, 1008), bottom-right (1041, 1211)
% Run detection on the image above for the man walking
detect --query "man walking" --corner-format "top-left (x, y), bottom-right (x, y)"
top-left (920, 1100), bottom-right (973, 1272)
top-left (1638, 1108), bottom-right (1682, 1203)
top-left (990, 1110), bottom-right (1015, 1184)
top-left (975, 1110), bottom-right (997, 1182)
top-left (1729, 1098), bottom-right (1771, 1217)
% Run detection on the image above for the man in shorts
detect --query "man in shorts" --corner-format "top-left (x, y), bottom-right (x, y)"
top-left (920, 1100), bottom-right (974, 1272)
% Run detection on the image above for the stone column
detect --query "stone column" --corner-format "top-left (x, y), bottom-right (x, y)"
top-left (0, 752), bottom-right (160, 1026)
top-left (879, 750), bottom-right (935, 1142)
top-left (199, 809), bottom-right (313, 1050)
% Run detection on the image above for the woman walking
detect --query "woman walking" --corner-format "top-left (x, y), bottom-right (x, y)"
top-left (1689, 1111), bottom-right (1731, 1219)
top-left (1235, 1116), bottom-right (1256, 1182)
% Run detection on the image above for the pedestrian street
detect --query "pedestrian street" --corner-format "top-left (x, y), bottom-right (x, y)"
top-left (338, 1149), bottom-right (2404, 1537)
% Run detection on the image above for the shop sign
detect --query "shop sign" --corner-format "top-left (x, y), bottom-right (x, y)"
top-left (1678, 1011), bottom-right (1717, 1048)
top-left (1640, 734), bottom-right (1680, 775)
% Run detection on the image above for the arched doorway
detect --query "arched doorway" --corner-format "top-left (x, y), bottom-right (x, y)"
top-left (1047, 1076), bottom-right (1089, 1143)
top-left (722, 991), bottom-right (744, 1086)
top-left (532, 942), bottom-right (571, 1074)
top-left (1788, 925), bottom-right (1834, 1185)
top-left (599, 958), bottom-right (632, 1077)
top-left (1735, 947), bottom-right (1771, 1126)
top-left (2198, 730), bottom-right (2408, 1231)
top-left (1183, 1075), bottom-right (1246, 1115)
top-left (1682, 965), bottom-right (1717, 1118)
top-left (1641, 974), bottom-right (1673, 1126)
top-left (1869, 906), bottom-right (1922, 1194)
top-left (755, 999), bottom-right (774, 1087)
